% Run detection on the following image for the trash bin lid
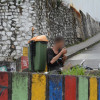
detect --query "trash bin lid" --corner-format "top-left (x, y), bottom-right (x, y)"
top-left (28, 35), bottom-right (48, 43)
top-left (35, 35), bottom-right (48, 42)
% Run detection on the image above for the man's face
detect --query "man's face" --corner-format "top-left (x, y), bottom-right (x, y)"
top-left (56, 40), bottom-right (65, 49)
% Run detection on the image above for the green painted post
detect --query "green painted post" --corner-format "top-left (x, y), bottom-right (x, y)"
top-left (12, 73), bottom-right (28, 100)
top-left (78, 77), bottom-right (88, 100)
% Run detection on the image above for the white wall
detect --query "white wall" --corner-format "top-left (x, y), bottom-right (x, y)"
top-left (63, 0), bottom-right (100, 21)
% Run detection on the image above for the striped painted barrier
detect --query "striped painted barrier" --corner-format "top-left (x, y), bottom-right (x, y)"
top-left (49, 75), bottom-right (63, 100)
top-left (0, 72), bottom-right (99, 100)
top-left (31, 74), bottom-right (46, 100)
top-left (65, 76), bottom-right (77, 100)
top-left (78, 77), bottom-right (88, 100)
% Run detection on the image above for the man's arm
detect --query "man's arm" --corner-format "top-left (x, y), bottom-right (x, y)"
top-left (50, 52), bottom-right (62, 64)
top-left (50, 48), bottom-right (67, 64)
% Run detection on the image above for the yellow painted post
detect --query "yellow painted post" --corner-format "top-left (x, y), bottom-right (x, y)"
top-left (31, 74), bottom-right (46, 100)
top-left (23, 47), bottom-right (28, 56)
top-left (45, 65), bottom-right (48, 72)
top-left (90, 77), bottom-right (98, 100)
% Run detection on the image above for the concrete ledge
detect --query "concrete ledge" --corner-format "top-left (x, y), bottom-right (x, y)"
top-left (0, 72), bottom-right (100, 100)
top-left (67, 32), bottom-right (100, 58)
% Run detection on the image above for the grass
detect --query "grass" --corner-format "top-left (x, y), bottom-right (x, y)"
top-left (61, 65), bottom-right (100, 77)
top-left (61, 65), bottom-right (86, 76)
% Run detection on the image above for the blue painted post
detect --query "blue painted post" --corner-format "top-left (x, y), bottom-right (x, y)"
top-left (98, 79), bottom-right (100, 100)
top-left (49, 75), bottom-right (63, 100)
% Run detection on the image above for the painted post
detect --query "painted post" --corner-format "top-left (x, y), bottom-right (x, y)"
top-left (21, 56), bottom-right (29, 71)
top-left (0, 72), bottom-right (9, 100)
top-left (12, 73), bottom-right (28, 100)
top-left (90, 77), bottom-right (98, 100)
top-left (78, 77), bottom-right (88, 100)
top-left (49, 75), bottom-right (63, 100)
top-left (31, 74), bottom-right (46, 100)
top-left (65, 76), bottom-right (77, 100)
top-left (98, 78), bottom-right (100, 100)
top-left (23, 47), bottom-right (28, 57)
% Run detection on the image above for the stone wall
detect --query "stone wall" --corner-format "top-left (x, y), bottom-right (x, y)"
top-left (46, 4), bottom-right (79, 46)
top-left (0, 0), bottom-right (100, 61)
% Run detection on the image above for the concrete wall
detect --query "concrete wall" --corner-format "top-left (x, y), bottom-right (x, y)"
top-left (0, 0), bottom-right (100, 61)
top-left (0, 72), bottom-right (100, 100)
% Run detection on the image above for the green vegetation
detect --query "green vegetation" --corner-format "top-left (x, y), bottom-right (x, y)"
top-left (61, 65), bottom-right (86, 76)
top-left (61, 65), bottom-right (100, 76)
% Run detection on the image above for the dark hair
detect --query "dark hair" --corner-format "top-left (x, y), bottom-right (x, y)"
top-left (54, 36), bottom-right (64, 43)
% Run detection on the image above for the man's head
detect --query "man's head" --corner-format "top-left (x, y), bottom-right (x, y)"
top-left (54, 36), bottom-right (65, 49)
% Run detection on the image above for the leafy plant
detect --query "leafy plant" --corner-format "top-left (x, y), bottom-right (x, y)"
top-left (61, 65), bottom-right (85, 76)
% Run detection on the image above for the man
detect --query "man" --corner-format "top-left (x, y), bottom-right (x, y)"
top-left (47, 36), bottom-right (67, 71)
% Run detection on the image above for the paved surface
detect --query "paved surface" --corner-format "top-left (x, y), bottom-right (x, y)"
top-left (67, 32), bottom-right (100, 57)
top-left (65, 42), bottom-right (100, 69)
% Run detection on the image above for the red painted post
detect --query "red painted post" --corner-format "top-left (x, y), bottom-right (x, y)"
top-left (65, 76), bottom-right (77, 100)
top-left (21, 56), bottom-right (29, 71)
top-left (0, 72), bottom-right (8, 100)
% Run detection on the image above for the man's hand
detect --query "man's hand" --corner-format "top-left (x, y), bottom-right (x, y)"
top-left (63, 55), bottom-right (67, 60)
top-left (61, 48), bottom-right (67, 54)
top-left (50, 48), bottom-right (67, 64)
top-left (63, 55), bottom-right (67, 63)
